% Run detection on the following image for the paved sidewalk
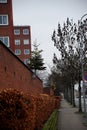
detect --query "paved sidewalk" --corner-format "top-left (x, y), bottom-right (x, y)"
top-left (57, 99), bottom-right (87, 130)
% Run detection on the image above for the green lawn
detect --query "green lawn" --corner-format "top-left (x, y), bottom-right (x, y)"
top-left (42, 109), bottom-right (58, 130)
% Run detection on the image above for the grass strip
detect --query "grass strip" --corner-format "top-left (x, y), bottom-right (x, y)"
top-left (42, 109), bottom-right (58, 130)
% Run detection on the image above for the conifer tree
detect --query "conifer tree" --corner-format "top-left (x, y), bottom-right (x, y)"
top-left (28, 41), bottom-right (46, 75)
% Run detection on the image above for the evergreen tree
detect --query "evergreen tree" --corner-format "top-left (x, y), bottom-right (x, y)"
top-left (28, 41), bottom-right (46, 75)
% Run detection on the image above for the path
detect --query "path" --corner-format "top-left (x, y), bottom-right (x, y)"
top-left (57, 99), bottom-right (87, 130)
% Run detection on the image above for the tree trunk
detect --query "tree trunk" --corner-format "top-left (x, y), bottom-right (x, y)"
top-left (35, 69), bottom-right (37, 75)
top-left (70, 86), bottom-right (72, 104)
top-left (78, 79), bottom-right (82, 112)
top-left (65, 87), bottom-right (69, 101)
top-left (72, 84), bottom-right (76, 107)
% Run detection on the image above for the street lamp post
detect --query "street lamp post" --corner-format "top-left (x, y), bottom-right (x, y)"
top-left (79, 14), bottom-right (87, 116)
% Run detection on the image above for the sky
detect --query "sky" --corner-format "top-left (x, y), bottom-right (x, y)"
top-left (12, 0), bottom-right (87, 66)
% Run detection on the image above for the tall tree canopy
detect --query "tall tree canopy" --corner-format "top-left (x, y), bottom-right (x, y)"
top-left (52, 18), bottom-right (80, 87)
top-left (51, 17), bottom-right (87, 110)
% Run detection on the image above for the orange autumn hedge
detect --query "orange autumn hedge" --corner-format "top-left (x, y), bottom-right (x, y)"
top-left (0, 89), bottom-right (61, 130)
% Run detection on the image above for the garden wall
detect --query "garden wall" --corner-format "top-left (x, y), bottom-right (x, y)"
top-left (0, 41), bottom-right (43, 95)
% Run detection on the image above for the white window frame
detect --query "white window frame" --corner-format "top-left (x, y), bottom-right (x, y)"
top-left (15, 49), bottom-right (21, 55)
top-left (24, 49), bottom-right (30, 55)
top-left (15, 39), bottom-right (20, 45)
top-left (24, 39), bottom-right (29, 45)
top-left (0, 15), bottom-right (8, 25)
top-left (14, 29), bottom-right (20, 35)
top-left (0, 0), bottom-right (7, 3)
top-left (0, 36), bottom-right (10, 47)
top-left (23, 29), bottom-right (29, 35)
top-left (24, 59), bottom-right (30, 64)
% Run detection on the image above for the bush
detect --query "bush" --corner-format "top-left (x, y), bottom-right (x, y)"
top-left (0, 89), bottom-right (31, 130)
top-left (0, 89), bottom-right (61, 130)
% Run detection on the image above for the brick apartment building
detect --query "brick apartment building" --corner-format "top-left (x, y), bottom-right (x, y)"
top-left (0, 0), bottom-right (14, 50)
top-left (0, 0), bottom-right (31, 64)
top-left (0, 0), bottom-right (54, 96)
top-left (14, 26), bottom-right (31, 64)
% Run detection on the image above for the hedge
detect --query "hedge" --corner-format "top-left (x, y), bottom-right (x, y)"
top-left (0, 89), bottom-right (61, 130)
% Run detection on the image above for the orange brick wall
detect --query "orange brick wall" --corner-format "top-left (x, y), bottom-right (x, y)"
top-left (0, 41), bottom-right (43, 95)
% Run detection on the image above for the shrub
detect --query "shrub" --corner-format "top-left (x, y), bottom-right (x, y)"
top-left (0, 89), bottom-right (31, 130)
top-left (0, 89), bottom-right (61, 130)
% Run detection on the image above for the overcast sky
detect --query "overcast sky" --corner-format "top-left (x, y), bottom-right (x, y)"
top-left (12, 0), bottom-right (87, 65)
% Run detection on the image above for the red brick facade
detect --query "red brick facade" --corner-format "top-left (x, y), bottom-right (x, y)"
top-left (14, 26), bottom-right (31, 63)
top-left (0, 41), bottom-right (43, 95)
top-left (0, 0), bottom-right (14, 51)
top-left (43, 87), bottom-right (54, 96)
top-left (0, 0), bottom-right (31, 63)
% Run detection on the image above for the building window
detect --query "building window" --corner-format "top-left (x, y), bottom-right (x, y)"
top-left (23, 29), bottom-right (29, 35)
top-left (24, 39), bottom-right (29, 45)
top-left (14, 29), bottom-right (20, 35)
top-left (0, 0), bottom-right (7, 3)
top-left (15, 39), bottom-right (20, 45)
top-left (15, 49), bottom-right (21, 55)
top-left (0, 15), bottom-right (8, 25)
top-left (24, 49), bottom-right (30, 55)
top-left (24, 59), bottom-right (30, 64)
top-left (0, 36), bottom-right (10, 47)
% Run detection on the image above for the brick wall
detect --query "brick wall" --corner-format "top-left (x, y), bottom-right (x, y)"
top-left (43, 87), bottom-right (54, 96)
top-left (0, 41), bottom-right (43, 95)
